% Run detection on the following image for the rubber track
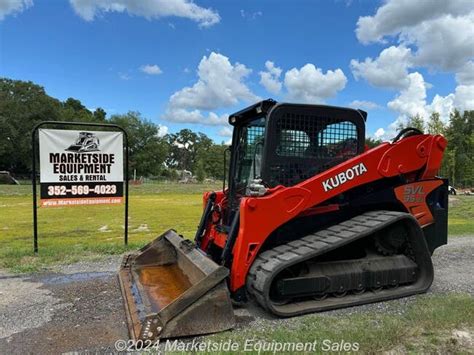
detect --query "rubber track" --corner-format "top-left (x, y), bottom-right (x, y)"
top-left (247, 210), bottom-right (434, 317)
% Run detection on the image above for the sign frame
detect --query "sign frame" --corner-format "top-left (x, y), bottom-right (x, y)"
top-left (31, 121), bottom-right (129, 253)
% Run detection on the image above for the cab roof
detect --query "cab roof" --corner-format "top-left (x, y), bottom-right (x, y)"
top-left (228, 99), bottom-right (367, 126)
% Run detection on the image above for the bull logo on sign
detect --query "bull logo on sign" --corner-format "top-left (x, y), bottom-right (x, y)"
top-left (65, 132), bottom-right (100, 153)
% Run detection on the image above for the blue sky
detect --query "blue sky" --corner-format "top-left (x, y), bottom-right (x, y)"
top-left (1, 0), bottom-right (472, 142)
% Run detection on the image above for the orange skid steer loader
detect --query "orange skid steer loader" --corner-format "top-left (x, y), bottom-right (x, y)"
top-left (119, 100), bottom-right (448, 341)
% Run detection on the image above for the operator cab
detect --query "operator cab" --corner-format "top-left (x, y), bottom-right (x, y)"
top-left (227, 100), bottom-right (366, 205)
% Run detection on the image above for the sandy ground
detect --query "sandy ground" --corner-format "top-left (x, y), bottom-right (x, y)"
top-left (0, 236), bottom-right (472, 354)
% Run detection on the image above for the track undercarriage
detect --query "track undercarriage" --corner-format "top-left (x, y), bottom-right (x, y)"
top-left (247, 210), bottom-right (434, 317)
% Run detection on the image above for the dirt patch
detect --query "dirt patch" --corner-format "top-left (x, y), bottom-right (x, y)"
top-left (0, 272), bottom-right (127, 354)
top-left (384, 328), bottom-right (474, 355)
top-left (97, 225), bottom-right (110, 232)
top-left (0, 275), bottom-right (69, 339)
top-left (451, 329), bottom-right (474, 348)
top-left (133, 223), bottom-right (150, 232)
top-left (431, 236), bottom-right (474, 294)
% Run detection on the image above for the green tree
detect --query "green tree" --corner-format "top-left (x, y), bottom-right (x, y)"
top-left (195, 160), bottom-right (206, 182)
top-left (198, 143), bottom-right (228, 180)
top-left (398, 114), bottom-right (426, 132)
top-left (166, 129), bottom-right (214, 174)
top-left (161, 168), bottom-right (179, 180)
top-left (0, 78), bottom-right (172, 178)
top-left (64, 98), bottom-right (86, 111)
top-left (444, 110), bottom-right (474, 187)
top-left (109, 112), bottom-right (169, 177)
top-left (427, 112), bottom-right (446, 135)
top-left (93, 108), bottom-right (107, 122)
top-left (61, 97), bottom-right (95, 123)
top-left (0, 78), bottom-right (63, 174)
top-left (365, 137), bottom-right (383, 148)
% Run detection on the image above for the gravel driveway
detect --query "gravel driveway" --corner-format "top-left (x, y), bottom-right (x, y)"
top-left (0, 236), bottom-right (472, 354)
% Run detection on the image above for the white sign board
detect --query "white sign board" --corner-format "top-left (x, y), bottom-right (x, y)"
top-left (39, 129), bottom-right (124, 207)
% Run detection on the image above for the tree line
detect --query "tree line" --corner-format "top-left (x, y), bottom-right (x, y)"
top-left (0, 78), bottom-right (228, 181)
top-left (1, 78), bottom-right (472, 186)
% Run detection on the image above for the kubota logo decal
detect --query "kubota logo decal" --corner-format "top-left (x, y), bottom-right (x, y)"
top-left (322, 163), bottom-right (368, 192)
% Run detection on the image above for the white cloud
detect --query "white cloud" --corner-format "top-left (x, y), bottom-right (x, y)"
top-left (0, 0), bottom-right (32, 20)
top-left (386, 72), bottom-right (473, 135)
top-left (259, 61), bottom-right (282, 95)
top-left (356, 0), bottom-right (471, 44)
top-left (453, 85), bottom-right (474, 111)
top-left (284, 64), bottom-right (347, 103)
top-left (387, 72), bottom-right (428, 119)
top-left (163, 108), bottom-right (228, 126)
top-left (354, 0), bottom-right (474, 139)
top-left (374, 128), bottom-right (385, 139)
top-left (240, 9), bottom-right (262, 20)
top-left (403, 13), bottom-right (474, 72)
top-left (355, 0), bottom-right (474, 73)
top-left (350, 46), bottom-right (413, 89)
top-left (218, 127), bottom-right (233, 137)
top-left (349, 100), bottom-right (380, 110)
top-left (118, 72), bottom-right (131, 80)
top-left (140, 64), bottom-right (162, 75)
top-left (162, 52), bottom-right (259, 126)
top-left (69, 0), bottom-right (220, 27)
top-left (348, 0), bottom-right (474, 141)
top-left (157, 124), bottom-right (168, 137)
top-left (167, 52), bottom-right (259, 112)
top-left (456, 61), bottom-right (474, 85)
top-left (428, 93), bottom-right (455, 121)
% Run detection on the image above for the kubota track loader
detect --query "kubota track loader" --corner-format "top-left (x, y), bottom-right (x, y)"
top-left (119, 100), bottom-right (448, 341)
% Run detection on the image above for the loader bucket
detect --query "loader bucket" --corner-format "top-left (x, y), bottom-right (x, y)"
top-left (118, 230), bottom-right (235, 341)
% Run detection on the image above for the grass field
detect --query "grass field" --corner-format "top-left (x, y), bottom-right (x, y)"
top-left (0, 183), bottom-right (472, 272)
top-left (448, 195), bottom-right (474, 235)
top-left (209, 294), bottom-right (474, 353)
top-left (0, 182), bottom-right (220, 272)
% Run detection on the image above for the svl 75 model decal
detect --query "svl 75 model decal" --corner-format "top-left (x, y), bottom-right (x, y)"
top-left (402, 185), bottom-right (425, 203)
top-left (322, 163), bottom-right (368, 192)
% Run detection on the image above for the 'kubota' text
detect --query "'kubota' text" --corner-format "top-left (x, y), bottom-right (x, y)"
top-left (322, 163), bottom-right (368, 192)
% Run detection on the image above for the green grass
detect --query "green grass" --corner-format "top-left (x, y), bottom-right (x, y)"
top-left (0, 182), bottom-right (221, 272)
top-left (0, 184), bottom-right (472, 272)
top-left (207, 293), bottom-right (474, 354)
top-left (448, 195), bottom-right (474, 235)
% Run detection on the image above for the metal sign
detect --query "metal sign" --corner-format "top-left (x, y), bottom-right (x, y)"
top-left (32, 121), bottom-right (129, 253)
top-left (38, 129), bottom-right (124, 207)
